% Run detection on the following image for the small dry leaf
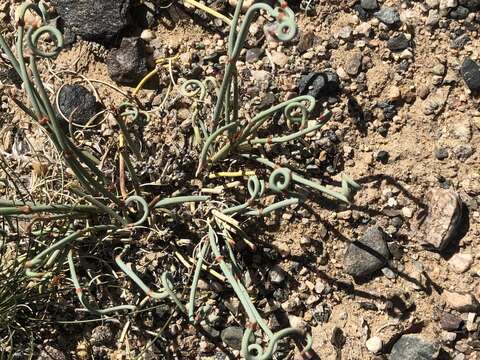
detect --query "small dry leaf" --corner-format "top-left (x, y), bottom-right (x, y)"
top-left (31, 161), bottom-right (48, 176)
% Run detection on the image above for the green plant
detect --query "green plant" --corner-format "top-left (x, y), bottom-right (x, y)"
top-left (0, 0), bottom-right (362, 358)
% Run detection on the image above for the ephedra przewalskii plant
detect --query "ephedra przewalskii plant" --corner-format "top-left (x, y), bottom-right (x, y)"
top-left (0, 0), bottom-right (361, 358)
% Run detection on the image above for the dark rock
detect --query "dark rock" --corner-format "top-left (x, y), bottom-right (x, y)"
top-left (434, 147), bottom-right (449, 160)
top-left (188, 64), bottom-right (203, 79)
top-left (374, 6), bottom-right (401, 25)
top-left (57, 84), bottom-right (104, 125)
top-left (449, 6), bottom-right (470, 19)
top-left (354, 4), bottom-right (369, 21)
top-left (440, 312), bottom-right (463, 331)
top-left (460, 58), bottom-right (480, 91)
top-left (331, 327), bottom-right (346, 349)
top-left (375, 150), bottom-right (389, 164)
top-left (438, 177), bottom-right (451, 189)
top-left (377, 126), bottom-right (388, 137)
top-left (361, 0), bottom-right (378, 10)
top-left (53, 0), bottom-right (132, 43)
top-left (221, 326), bottom-right (243, 350)
top-left (324, 71), bottom-right (341, 93)
top-left (298, 71), bottom-right (340, 99)
top-left (299, 72), bottom-right (324, 96)
top-left (390, 334), bottom-right (440, 360)
top-left (343, 226), bottom-right (390, 277)
top-left (106, 37), bottom-right (149, 86)
top-left (245, 48), bottom-right (263, 63)
top-left (377, 102), bottom-right (397, 120)
top-left (359, 301), bottom-right (379, 311)
top-left (387, 33), bottom-right (410, 51)
top-left (451, 34), bottom-right (470, 49)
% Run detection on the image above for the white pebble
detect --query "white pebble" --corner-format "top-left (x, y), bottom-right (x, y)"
top-left (366, 336), bottom-right (383, 353)
top-left (140, 29), bottom-right (154, 42)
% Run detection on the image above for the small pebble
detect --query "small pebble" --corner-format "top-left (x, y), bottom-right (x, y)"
top-left (374, 6), bottom-right (401, 25)
top-left (387, 33), bottom-right (410, 51)
top-left (365, 336), bottom-right (383, 353)
top-left (375, 150), bottom-right (389, 164)
top-left (140, 29), bottom-right (154, 42)
top-left (269, 265), bottom-right (286, 284)
top-left (443, 291), bottom-right (479, 313)
top-left (448, 253), bottom-right (474, 273)
top-left (435, 147), bottom-right (449, 160)
top-left (440, 312), bottom-right (463, 331)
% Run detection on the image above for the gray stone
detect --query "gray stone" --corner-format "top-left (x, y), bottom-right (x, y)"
top-left (434, 147), bottom-right (449, 160)
top-left (374, 6), bottom-right (401, 25)
top-left (257, 92), bottom-right (276, 110)
top-left (57, 84), bottom-right (104, 125)
top-left (338, 26), bottom-right (353, 40)
top-left (344, 226), bottom-right (390, 277)
top-left (53, 0), bottom-right (132, 43)
top-left (221, 326), bottom-right (243, 350)
top-left (382, 267), bottom-right (397, 279)
top-left (361, 0), bottom-right (378, 10)
top-left (390, 334), bottom-right (440, 360)
top-left (459, 0), bottom-right (480, 9)
top-left (387, 33), bottom-right (410, 52)
top-left (461, 58), bottom-right (480, 91)
top-left (426, 10), bottom-right (440, 26)
top-left (107, 37), bottom-right (149, 86)
top-left (455, 144), bottom-right (475, 160)
top-left (245, 48), bottom-right (263, 63)
top-left (451, 34), bottom-right (470, 50)
top-left (449, 6), bottom-right (470, 18)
